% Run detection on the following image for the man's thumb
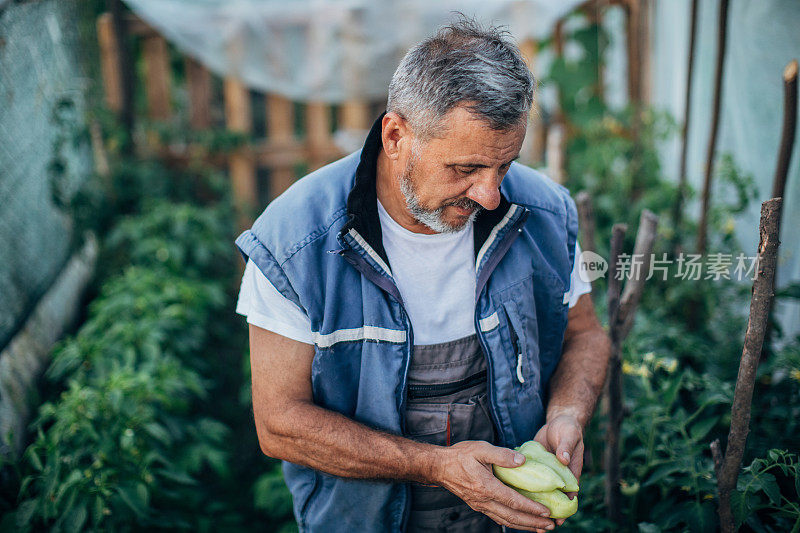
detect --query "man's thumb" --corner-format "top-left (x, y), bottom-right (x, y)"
top-left (556, 435), bottom-right (579, 466)
top-left (482, 444), bottom-right (526, 468)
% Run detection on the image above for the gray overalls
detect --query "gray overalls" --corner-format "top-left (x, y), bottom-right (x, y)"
top-left (405, 335), bottom-right (503, 532)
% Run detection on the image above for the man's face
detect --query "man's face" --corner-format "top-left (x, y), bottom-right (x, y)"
top-left (396, 106), bottom-right (526, 233)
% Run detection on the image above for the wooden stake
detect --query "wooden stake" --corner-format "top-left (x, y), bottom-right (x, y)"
top-left (624, 0), bottom-right (648, 199)
top-left (306, 102), bottom-right (332, 171)
top-left (546, 122), bottom-right (566, 184)
top-left (340, 101), bottom-right (369, 132)
top-left (141, 34), bottom-right (172, 121)
top-left (266, 94), bottom-right (296, 200)
top-left (639, 0), bottom-right (652, 105)
top-left (625, 0), bottom-right (642, 108)
top-left (519, 38), bottom-right (545, 165)
top-left (549, 17), bottom-right (569, 180)
top-left (604, 223), bottom-right (627, 525)
top-left (185, 57), bottom-right (212, 130)
top-left (97, 13), bottom-right (122, 113)
top-left (770, 60), bottom-right (798, 218)
top-left (696, 0), bottom-right (730, 254)
top-left (224, 77), bottom-right (257, 229)
top-left (617, 210), bottom-right (659, 340)
top-left (103, 1), bottom-right (135, 153)
top-left (604, 210), bottom-right (658, 524)
top-left (714, 198), bottom-right (782, 533)
top-left (671, 0), bottom-right (699, 252)
top-left (763, 60), bottom-right (797, 357)
top-left (576, 191), bottom-right (597, 254)
top-left (592, 0), bottom-right (606, 102)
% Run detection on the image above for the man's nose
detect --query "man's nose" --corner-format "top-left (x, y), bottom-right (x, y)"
top-left (466, 170), bottom-right (502, 211)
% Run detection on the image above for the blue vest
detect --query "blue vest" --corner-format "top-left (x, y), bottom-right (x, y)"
top-left (235, 117), bottom-right (578, 532)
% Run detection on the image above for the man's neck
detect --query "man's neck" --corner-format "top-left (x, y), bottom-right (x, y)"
top-left (375, 149), bottom-right (438, 235)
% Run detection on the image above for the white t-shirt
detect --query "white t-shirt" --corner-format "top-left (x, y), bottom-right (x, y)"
top-left (236, 201), bottom-right (591, 345)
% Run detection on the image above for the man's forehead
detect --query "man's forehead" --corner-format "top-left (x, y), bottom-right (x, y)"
top-left (419, 108), bottom-right (526, 159)
top-left (416, 107), bottom-right (524, 149)
top-left (432, 105), bottom-right (524, 135)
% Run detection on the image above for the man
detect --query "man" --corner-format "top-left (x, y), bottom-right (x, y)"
top-left (235, 19), bottom-right (610, 533)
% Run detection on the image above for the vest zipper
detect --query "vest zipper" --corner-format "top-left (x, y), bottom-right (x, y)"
top-left (406, 369), bottom-right (488, 399)
top-left (474, 209), bottom-right (529, 447)
top-left (503, 305), bottom-right (526, 385)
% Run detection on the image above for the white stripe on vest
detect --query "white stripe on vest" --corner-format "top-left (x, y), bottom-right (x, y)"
top-left (478, 311), bottom-right (500, 332)
top-left (312, 325), bottom-right (406, 348)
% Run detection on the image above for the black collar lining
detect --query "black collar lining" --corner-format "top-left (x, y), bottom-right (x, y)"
top-left (342, 113), bottom-right (513, 267)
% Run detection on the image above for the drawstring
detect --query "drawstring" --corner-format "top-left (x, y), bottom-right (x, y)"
top-left (445, 407), bottom-right (452, 447)
top-left (516, 353), bottom-right (525, 384)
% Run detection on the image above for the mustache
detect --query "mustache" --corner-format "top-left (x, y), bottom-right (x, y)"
top-left (445, 197), bottom-right (482, 212)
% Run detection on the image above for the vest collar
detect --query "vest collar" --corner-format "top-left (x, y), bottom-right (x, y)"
top-left (340, 113), bottom-right (519, 268)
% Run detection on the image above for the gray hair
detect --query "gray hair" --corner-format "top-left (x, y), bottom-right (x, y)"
top-left (387, 17), bottom-right (535, 140)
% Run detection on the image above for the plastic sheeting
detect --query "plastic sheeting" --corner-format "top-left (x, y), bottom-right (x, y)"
top-left (123, 0), bottom-right (584, 103)
top-left (649, 0), bottom-right (800, 340)
top-left (0, 0), bottom-right (92, 351)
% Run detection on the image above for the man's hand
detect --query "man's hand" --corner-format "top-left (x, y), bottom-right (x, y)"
top-left (532, 293), bottom-right (609, 531)
top-left (533, 415), bottom-right (584, 484)
top-left (532, 415), bottom-right (583, 530)
top-left (436, 441), bottom-right (557, 531)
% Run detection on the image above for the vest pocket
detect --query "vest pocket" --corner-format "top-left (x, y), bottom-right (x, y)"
top-left (500, 301), bottom-right (540, 387)
top-left (404, 404), bottom-right (448, 442)
top-left (405, 392), bottom-right (495, 446)
top-left (407, 370), bottom-right (487, 399)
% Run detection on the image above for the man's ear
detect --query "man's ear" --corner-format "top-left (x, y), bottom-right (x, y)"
top-left (381, 112), bottom-right (412, 161)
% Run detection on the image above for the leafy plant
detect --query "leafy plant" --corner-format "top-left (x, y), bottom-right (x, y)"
top-left (102, 201), bottom-right (233, 279)
top-left (11, 362), bottom-right (227, 532)
top-left (732, 450), bottom-right (800, 532)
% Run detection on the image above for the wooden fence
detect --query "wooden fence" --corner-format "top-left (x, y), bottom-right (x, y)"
top-left (95, 2), bottom-right (643, 229)
top-left (96, 11), bottom-right (387, 229)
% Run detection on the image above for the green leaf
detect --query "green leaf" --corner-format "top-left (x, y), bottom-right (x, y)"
top-left (142, 422), bottom-right (171, 445)
top-left (644, 463), bottom-right (683, 487)
top-left (687, 502), bottom-right (716, 533)
top-left (638, 523), bottom-right (661, 533)
top-left (116, 483), bottom-right (148, 518)
top-left (63, 503), bottom-right (88, 533)
top-left (15, 500), bottom-right (38, 528)
top-left (155, 467), bottom-right (197, 485)
top-left (53, 469), bottom-right (83, 507)
top-left (689, 416), bottom-right (718, 441)
top-left (93, 496), bottom-right (105, 525)
top-left (761, 475), bottom-right (781, 505)
top-left (730, 490), bottom-right (751, 529)
top-left (27, 449), bottom-right (43, 472)
top-left (795, 470), bottom-right (800, 498)
top-left (662, 372), bottom-right (684, 406)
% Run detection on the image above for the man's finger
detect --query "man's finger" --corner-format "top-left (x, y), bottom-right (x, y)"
top-left (481, 499), bottom-right (556, 531)
top-left (477, 490), bottom-right (554, 530)
top-left (568, 439), bottom-right (585, 480)
top-left (474, 442), bottom-right (526, 468)
top-left (555, 429), bottom-right (580, 466)
top-left (499, 484), bottom-right (551, 517)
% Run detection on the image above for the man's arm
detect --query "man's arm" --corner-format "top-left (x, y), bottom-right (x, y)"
top-left (548, 293), bottom-right (611, 428)
top-left (533, 293), bottom-right (611, 529)
top-left (249, 324), bottom-right (558, 531)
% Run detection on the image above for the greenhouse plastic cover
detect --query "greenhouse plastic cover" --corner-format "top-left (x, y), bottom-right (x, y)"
top-left (124, 0), bottom-right (584, 103)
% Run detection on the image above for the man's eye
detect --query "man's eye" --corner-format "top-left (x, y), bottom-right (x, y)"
top-left (456, 166), bottom-right (476, 176)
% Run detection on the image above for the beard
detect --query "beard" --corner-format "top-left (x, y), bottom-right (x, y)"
top-left (398, 147), bottom-right (482, 234)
